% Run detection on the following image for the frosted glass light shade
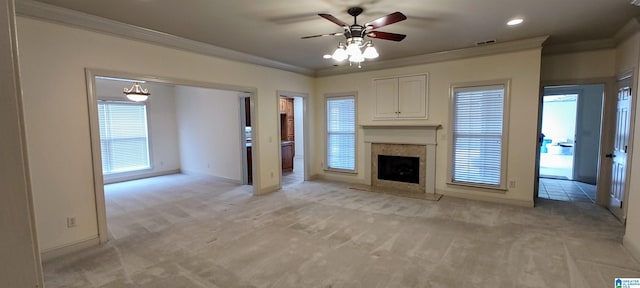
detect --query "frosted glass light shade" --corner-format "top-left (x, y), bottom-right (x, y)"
top-left (332, 47), bottom-right (348, 61)
top-left (123, 82), bottom-right (150, 102)
top-left (362, 46), bottom-right (379, 59)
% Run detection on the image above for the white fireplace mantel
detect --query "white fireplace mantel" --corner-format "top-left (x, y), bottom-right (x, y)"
top-left (362, 125), bottom-right (440, 194)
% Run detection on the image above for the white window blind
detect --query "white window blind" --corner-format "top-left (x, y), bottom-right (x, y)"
top-left (327, 96), bottom-right (356, 171)
top-left (98, 101), bottom-right (151, 175)
top-left (451, 85), bottom-right (506, 187)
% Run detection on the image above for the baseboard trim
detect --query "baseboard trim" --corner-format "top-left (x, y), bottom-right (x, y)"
top-left (623, 235), bottom-right (640, 263)
top-left (181, 170), bottom-right (242, 184)
top-left (314, 173), bottom-right (368, 185)
top-left (104, 169), bottom-right (181, 184)
top-left (440, 189), bottom-right (534, 207)
top-left (41, 236), bottom-right (100, 263)
top-left (258, 184), bottom-right (280, 195)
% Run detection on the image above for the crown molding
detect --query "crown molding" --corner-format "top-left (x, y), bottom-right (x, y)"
top-left (15, 0), bottom-right (314, 76)
top-left (315, 36), bottom-right (549, 77)
top-left (542, 38), bottom-right (617, 55)
top-left (614, 17), bottom-right (640, 44)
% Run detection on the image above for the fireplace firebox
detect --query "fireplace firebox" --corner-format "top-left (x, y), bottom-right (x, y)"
top-left (377, 155), bottom-right (420, 184)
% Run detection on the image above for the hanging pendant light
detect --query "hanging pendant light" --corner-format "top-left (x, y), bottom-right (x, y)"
top-left (124, 82), bottom-right (150, 102)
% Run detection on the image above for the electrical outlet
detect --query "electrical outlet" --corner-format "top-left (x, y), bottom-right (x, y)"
top-left (509, 180), bottom-right (516, 188)
top-left (66, 217), bottom-right (77, 228)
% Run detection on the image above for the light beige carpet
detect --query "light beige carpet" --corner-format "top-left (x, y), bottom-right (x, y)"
top-left (43, 173), bottom-right (640, 287)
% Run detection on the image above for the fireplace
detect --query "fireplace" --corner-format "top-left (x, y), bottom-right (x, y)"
top-left (362, 125), bottom-right (439, 196)
top-left (378, 155), bottom-right (420, 184)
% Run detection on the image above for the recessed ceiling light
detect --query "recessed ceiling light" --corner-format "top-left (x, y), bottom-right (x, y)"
top-left (507, 18), bottom-right (524, 26)
top-left (323, 54), bottom-right (332, 59)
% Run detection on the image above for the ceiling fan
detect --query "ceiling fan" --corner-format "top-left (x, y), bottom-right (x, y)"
top-left (302, 7), bottom-right (407, 65)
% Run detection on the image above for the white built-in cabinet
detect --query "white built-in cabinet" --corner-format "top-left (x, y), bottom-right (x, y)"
top-left (373, 74), bottom-right (427, 119)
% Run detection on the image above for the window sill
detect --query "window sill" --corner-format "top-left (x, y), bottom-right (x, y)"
top-left (446, 181), bottom-right (507, 193)
top-left (324, 168), bottom-right (358, 175)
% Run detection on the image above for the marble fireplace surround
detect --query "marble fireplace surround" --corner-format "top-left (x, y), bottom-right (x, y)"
top-left (363, 125), bottom-right (439, 195)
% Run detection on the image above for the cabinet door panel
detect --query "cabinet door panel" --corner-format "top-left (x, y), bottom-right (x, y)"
top-left (374, 78), bottom-right (399, 118)
top-left (398, 75), bottom-right (426, 118)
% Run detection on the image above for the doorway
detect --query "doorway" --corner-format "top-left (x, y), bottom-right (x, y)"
top-left (537, 84), bottom-right (604, 203)
top-left (539, 93), bottom-right (578, 180)
top-left (86, 69), bottom-right (258, 243)
top-left (277, 91), bottom-right (309, 187)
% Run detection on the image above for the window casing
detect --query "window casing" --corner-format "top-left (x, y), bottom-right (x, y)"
top-left (98, 101), bottom-right (151, 175)
top-left (326, 95), bottom-right (356, 172)
top-left (449, 82), bottom-right (509, 189)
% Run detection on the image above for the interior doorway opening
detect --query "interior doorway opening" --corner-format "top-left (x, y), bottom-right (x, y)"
top-left (87, 69), bottom-right (257, 244)
top-left (537, 84), bottom-right (604, 203)
top-left (540, 93), bottom-right (578, 180)
top-left (277, 92), bottom-right (309, 187)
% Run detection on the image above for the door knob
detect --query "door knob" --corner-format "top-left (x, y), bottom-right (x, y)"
top-left (605, 153), bottom-right (616, 158)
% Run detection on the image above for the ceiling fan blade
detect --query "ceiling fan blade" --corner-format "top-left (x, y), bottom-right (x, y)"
top-left (365, 12), bottom-right (407, 29)
top-left (318, 13), bottom-right (349, 27)
top-left (367, 31), bottom-right (407, 41)
top-left (301, 32), bottom-right (344, 39)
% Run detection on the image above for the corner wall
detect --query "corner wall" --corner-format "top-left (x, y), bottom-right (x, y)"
top-left (175, 86), bottom-right (242, 181)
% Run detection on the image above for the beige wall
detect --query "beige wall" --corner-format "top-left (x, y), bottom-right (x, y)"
top-left (0, 0), bottom-right (43, 286)
top-left (16, 16), bottom-right (313, 252)
top-left (96, 79), bottom-right (181, 183)
top-left (622, 31), bottom-right (640, 261)
top-left (540, 49), bottom-right (616, 82)
top-left (176, 86), bottom-right (242, 181)
top-left (315, 49), bottom-right (542, 206)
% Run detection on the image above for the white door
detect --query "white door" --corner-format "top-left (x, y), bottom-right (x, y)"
top-left (608, 79), bottom-right (632, 219)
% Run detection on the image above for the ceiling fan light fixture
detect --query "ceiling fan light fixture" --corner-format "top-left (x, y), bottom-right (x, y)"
top-left (345, 38), bottom-right (362, 55)
top-left (305, 8), bottom-right (406, 68)
top-left (349, 53), bottom-right (365, 63)
top-left (124, 82), bottom-right (150, 102)
top-left (332, 43), bottom-right (348, 61)
top-left (362, 42), bottom-right (379, 59)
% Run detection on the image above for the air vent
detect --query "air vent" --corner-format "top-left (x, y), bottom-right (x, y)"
top-left (632, 0), bottom-right (640, 6)
top-left (475, 39), bottom-right (497, 46)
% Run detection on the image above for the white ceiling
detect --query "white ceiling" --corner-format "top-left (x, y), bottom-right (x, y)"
top-left (24, 0), bottom-right (640, 72)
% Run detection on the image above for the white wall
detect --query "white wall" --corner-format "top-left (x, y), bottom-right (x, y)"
top-left (541, 98), bottom-right (577, 143)
top-left (16, 16), bottom-right (313, 252)
top-left (95, 79), bottom-right (181, 183)
top-left (294, 97), bottom-right (304, 159)
top-left (575, 84), bottom-right (604, 184)
top-left (176, 86), bottom-right (242, 181)
top-left (622, 31), bottom-right (640, 262)
top-left (315, 49), bottom-right (542, 206)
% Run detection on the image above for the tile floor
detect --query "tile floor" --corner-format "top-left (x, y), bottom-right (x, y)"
top-left (282, 157), bottom-right (304, 187)
top-left (538, 177), bottom-right (597, 203)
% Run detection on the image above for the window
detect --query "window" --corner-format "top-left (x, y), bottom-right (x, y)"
top-left (450, 83), bottom-right (508, 188)
top-left (326, 96), bottom-right (356, 171)
top-left (98, 101), bottom-right (151, 175)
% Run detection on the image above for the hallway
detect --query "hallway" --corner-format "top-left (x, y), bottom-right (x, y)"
top-left (538, 178), bottom-right (596, 203)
